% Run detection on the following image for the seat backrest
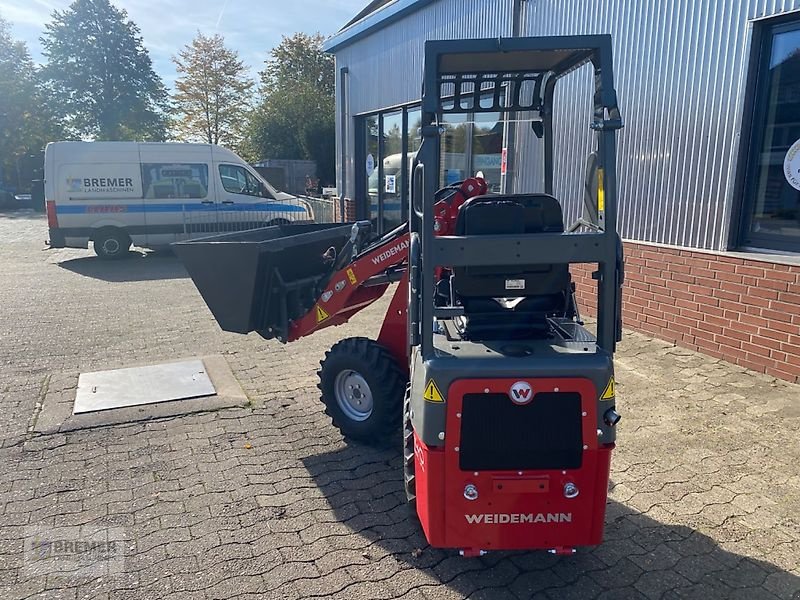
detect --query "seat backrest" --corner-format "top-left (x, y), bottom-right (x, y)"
top-left (455, 193), bottom-right (565, 236)
top-left (452, 194), bottom-right (570, 299)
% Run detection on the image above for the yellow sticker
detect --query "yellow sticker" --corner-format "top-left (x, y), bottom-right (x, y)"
top-left (315, 305), bottom-right (330, 323)
top-left (597, 168), bottom-right (605, 212)
top-left (423, 379), bottom-right (444, 402)
top-left (346, 268), bottom-right (357, 285)
top-left (601, 377), bottom-right (615, 400)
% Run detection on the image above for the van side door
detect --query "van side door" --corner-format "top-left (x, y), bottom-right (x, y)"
top-left (139, 149), bottom-right (215, 244)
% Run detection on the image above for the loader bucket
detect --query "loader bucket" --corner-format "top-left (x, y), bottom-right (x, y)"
top-left (173, 223), bottom-right (354, 338)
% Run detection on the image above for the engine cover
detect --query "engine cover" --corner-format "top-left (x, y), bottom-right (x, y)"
top-left (413, 377), bottom-right (613, 552)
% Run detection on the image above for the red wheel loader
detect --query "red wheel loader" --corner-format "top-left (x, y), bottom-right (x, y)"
top-left (175, 35), bottom-right (625, 556)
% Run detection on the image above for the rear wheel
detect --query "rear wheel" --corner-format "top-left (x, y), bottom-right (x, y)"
top-left (318, 337), bottom-right (405, 445)
top-left (93, 228), bottom-right (131, 260)
top-left (403, 383), bottom-right (416, 506)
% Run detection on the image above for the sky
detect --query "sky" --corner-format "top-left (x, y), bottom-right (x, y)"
top-left (0, 0), bottom-right (367, 87)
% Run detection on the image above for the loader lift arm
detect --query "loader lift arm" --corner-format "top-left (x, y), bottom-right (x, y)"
top-left (287, 223), bottom-right (411, 368)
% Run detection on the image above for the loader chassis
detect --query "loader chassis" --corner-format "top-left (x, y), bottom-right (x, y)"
top-left (175, 35), bottom-right (624, 556)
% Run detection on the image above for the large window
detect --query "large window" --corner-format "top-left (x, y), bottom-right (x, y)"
top-left (363, 115), bottom-right (380, 229)
top-left (742, 18), bottom-right (800, 251)
top-left (472, 112), bottom-right (503, 193)
top-left (357, 103), bottom-right (509, 232)
top-left (141, 163), bottom-right (208, 199)
top-left (440, 113), bottom-right (468, 187)
top-left (381, 111), bottom-right (404, 231)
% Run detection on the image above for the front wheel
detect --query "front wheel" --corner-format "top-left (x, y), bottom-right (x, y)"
top-left (93, 228), bottom-right (131, 260)
top-left (318, 337), bottom-right (406, 445)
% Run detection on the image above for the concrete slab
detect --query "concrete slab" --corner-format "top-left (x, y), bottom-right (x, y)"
top-left (73, 359), bottom-right (215, 414)
top-left (33, 355), bottom-right (248, 434)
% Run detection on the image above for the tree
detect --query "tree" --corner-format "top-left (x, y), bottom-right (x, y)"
top-left (0, 15), bottom-right (62, 193)
top-left (172, 33), bottom-right (254, 148)
top-left (40, 0), bottom-right (169, 140)
top-left (242, 33), bottom-right (335, 185)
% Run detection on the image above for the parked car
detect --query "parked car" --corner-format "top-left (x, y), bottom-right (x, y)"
top-left (44, 141), bottom-right (314, 259)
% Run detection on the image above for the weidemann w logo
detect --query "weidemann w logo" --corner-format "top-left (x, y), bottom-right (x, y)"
top-left (509, 381), bottom-right (533, 404)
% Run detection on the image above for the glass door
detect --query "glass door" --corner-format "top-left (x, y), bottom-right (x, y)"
top-left (742, 19), bottom-right (800, 251)
top-left (363, 115), bottom-right (379, 231)
top-left (381, 111), bottom-right (404, 232)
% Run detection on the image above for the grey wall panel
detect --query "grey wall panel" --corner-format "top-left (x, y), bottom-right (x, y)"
top-left (334, 0), bottom-right (800, 249)
top-left (519, 0), bottom-right (800, 250)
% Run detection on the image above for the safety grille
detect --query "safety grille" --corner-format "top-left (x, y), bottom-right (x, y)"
top-left (459, 392), bottom-right (583, 471)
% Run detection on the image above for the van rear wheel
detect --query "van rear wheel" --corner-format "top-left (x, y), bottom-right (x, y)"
top-left (93, 228), bottom-right (131, 260)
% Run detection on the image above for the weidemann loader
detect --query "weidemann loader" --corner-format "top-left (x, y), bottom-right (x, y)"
top-left (175, 35), bottom-right (625, 556)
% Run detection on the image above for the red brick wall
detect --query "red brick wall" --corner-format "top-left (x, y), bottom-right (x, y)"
top-left (572, 242), bottom-right (800, 384)
top-left (334, 198), bottom-right (357, 222)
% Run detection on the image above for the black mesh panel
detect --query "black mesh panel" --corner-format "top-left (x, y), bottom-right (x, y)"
top-left (459, 392), bottom-right (583, 471)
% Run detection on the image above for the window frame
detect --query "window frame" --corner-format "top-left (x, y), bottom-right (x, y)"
top-left (735, 14), bottom-right (800, 253)
top-left (354, 98), bottom-right (507, 234)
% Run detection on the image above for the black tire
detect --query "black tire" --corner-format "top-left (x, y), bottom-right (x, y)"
top-left (403, 383), bottom-right (416, 507)
top-left (93, 228), bottom-right (131, 260)
top-left (265, 218), bottom-right (290, 227)
top-left (318, 337), bottom-right (406, 445)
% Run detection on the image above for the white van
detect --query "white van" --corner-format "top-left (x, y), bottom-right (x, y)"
top-left (44, 142), bottom-right (314, 259)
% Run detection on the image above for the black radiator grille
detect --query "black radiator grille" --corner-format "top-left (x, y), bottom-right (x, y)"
top-left (459, 392), bottom-right (583, 471)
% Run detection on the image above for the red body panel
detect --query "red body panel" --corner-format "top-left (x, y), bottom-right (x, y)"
top-left (377, 277), bottom-right (409, 370)
top-left (415, 377), bottom-right (613, 552)
top-left (412, 434), bottom-right (447, 547)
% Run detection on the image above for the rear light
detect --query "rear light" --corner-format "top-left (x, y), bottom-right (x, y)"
top-left (46, 200), bottom-right (58, 228)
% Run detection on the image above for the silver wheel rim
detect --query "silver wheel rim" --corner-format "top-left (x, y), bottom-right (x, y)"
top-left (102, 238), bottom-right (120, 255)
top-left (334, 370), bottom-right (373, 422)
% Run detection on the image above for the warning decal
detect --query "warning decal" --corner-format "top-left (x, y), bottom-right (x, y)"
top-left (346, 268), bottom-right (357, 285)
top-left (601, 377), bottom-right (615, 400)
top-left (315, 305), bottom-right (330, 323)
top-left (423, 379), bottom-right (444, 402)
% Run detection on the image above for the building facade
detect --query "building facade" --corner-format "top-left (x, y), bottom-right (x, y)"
top-left (324, 0), bottom-right (800, 383)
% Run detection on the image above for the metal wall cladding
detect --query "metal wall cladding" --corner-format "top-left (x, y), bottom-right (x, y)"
top-left (520, 0), bottom-right (800, 250)
top-left (335, 0), bottom-right (800, 249)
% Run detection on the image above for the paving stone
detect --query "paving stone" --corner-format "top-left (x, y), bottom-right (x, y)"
top-left (0, 213), bottom-right (798, 599)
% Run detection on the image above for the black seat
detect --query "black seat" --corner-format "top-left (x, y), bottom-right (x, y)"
top-left (451, 194), bottom-right (573, 340)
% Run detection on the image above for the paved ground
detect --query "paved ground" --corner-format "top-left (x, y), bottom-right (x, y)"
top-left (0, 210), bottom-right (798, 600)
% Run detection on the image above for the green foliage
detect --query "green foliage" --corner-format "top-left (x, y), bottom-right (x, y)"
top-left (260, 32), bottom-right (334, 96)
top-left (242, 33), bottom-right (336, 186)
top-left (40, 0), bottom-right (169, 140)
top-left (0, 15), bottom-right (63, 191)
top-left (172, 32), bottom-right (254, 148)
